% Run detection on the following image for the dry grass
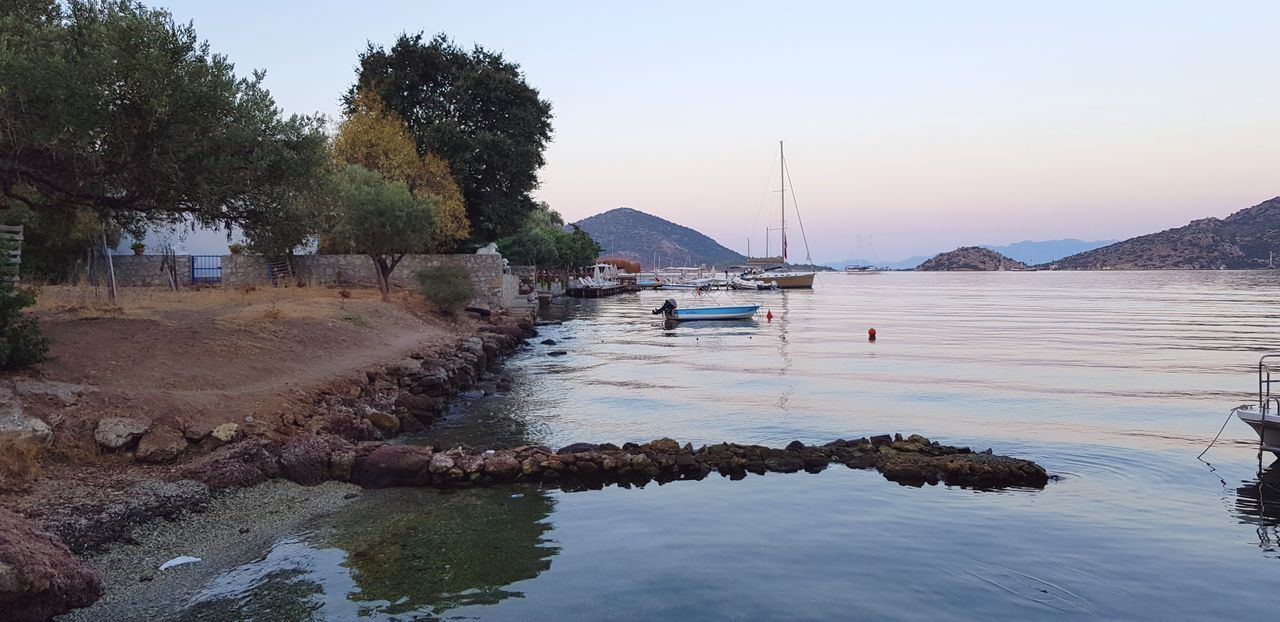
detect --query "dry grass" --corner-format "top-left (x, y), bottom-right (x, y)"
top-left (32, 285), bottom-right (396, 323)
top-left (0, 438), bottom-right (42, 493)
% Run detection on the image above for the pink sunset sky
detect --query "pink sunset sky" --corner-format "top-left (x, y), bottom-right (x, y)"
top-left (160, 0), bottom-right (1278, 262)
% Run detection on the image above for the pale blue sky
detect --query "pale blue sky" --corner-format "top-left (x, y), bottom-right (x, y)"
top-left (159, 0), bottom-right (1279, 261)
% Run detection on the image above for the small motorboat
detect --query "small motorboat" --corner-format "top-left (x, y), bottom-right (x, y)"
top-left (730, 276), bottom-right (778, 291)
top-left (1236, 354), bottom-right (1280, 457)
top-left (651, 298), bottom-right (759, 322)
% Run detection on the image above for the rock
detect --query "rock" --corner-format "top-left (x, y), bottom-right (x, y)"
top-left (180, 420), bottom-right (216, 442)
top-left (547, 350), bottom-right (568, 357)
top-left (429, 453), bottom-right (455, 474)
top-left (351, 445), bottom-right (434, 488)
top-left (278, 436), bottom-right (349, 486)
top-left (539, 339), bottom-right (557, 346)
top-left (320, 413), bottom-right (377, 442)
top-left (389, 358), bottom-right (422, 377)
top-left (134, 427), bottom-right (188, 464)
top-left (210, 423), bottom-right (239, 443)
top-left (557, 442), bottom-right (599, 454)
top-left (0, 508), bottom-right (103, 621)
top-left (0, 390), bottom-right (51, 445)
top-left (94, 418), bottom-right (149, 450)
top-left (179, 440), bottom-right (280, 490)
top-left (10, 379), bottom-right (96, 407)
top-left (647, 438), bottom-right (681, 453)
top-left (483, 454), bottom-right (521, 480)
top-left (363, 411), bottom-right (400, 436)
top-left (785, 440), bottom-right (806, 451)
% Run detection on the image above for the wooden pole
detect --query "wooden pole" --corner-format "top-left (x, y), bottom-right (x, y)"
top-left (101, 231), bottom-right (117, 305)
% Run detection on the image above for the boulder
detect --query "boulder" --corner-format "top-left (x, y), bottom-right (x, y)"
top-left (0, 509), bottom-right (103, 621)
top-left (134, 427), bottom-right (188, 464)
top-left (94, 418), bottom-right (149, 450)
top-left (0, 391), bottom-right (51, 445)
top-left (351, 445), bottom-right (434, 488)
top-left (10, 379), bottom-right (96, 407)
top-left (179, 440), bottom-right (280, 490)
top-left (363, 412), bottom-right (401, 436)
top-left (483, 454), bottom-right (521, 480)
top-left (278, 436), bottom-right (349, 486)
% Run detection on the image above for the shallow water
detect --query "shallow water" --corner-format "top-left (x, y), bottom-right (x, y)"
top-left (179, 271), bottom-right (1280, 620)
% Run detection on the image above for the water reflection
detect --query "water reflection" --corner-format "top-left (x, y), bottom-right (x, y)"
top-left (179, 486), bottom-right (559, 620)
top-left (1234, 461), bottom-right (1280, 556)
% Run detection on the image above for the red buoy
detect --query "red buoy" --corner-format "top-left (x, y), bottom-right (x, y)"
top-left (868, 327), bottom-right (877, 341)
top-left (766, 310), bottom-right (773, 322)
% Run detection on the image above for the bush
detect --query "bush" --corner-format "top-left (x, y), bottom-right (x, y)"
top-left (416, 266), bottom-right (475, 315)
top-left (0, 251), bottom-right (49, 369)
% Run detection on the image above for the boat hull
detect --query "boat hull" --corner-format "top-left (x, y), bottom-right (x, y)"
top-left (1238, 406), bottom-right (1280, 457)
top-left (666, 305), bottom-right (760, 321)
top-left (743, 272), bottom-right (814, 289)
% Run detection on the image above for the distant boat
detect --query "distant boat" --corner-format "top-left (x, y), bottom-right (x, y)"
top-left (651, 298), bottom-right (759, 321)
top-left (844, 265), bottom-right (882, 274)
top-left (741, 141), bottom-right (816, 289)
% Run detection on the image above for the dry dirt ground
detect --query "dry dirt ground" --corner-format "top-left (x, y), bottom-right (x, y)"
top-left (2, 284), bottom-right (475, 516)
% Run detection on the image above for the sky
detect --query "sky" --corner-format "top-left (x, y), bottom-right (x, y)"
top-left (157, 0), bottom-right (1279, 262)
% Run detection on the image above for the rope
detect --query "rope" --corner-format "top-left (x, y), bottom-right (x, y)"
top-left (1198, 407), bottom-right (1241, 459)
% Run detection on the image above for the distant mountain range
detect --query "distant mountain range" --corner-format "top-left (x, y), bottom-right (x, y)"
top-left (1052, 197), bottom-right (1280, 269)
top-left (573, 208), bottom-right (746, 268)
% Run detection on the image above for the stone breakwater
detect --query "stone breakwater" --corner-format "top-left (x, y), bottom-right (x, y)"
top-left (178, 433), bottom-right (1051, 493)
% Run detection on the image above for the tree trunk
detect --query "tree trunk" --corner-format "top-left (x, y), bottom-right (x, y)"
top-left (371, 255), bottom-right (390, 302)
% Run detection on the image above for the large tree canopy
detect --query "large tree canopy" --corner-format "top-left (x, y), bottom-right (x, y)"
top-left (333, 89), bottom-right (470, 249)
top-left (0, 0), bottom-right (328, 230)
top-left (498, 203), bottom-right (601, 269)
top-left (351, 33), bottom-right (553, 242)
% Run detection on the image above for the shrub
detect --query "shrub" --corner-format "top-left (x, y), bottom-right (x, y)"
top-left (0, 264), bottom-right (49, 370)
top-left (416, 265), bottom-right (475, 315)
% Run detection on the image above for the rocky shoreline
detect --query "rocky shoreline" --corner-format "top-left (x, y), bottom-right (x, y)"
top-left (2, 308), bottom-right (1055, 621)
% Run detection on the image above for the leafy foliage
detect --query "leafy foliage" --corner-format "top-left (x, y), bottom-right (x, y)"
top-left (327, 165), bottom-right (436, 301)
top-left (333, 89), bottom-right (470, 250)
top-left (1, 205), bottom-right (118, 282)
top-left (0, 0), bottom-right (329, 230)
top-left (0, 239), bottom-right (48, 369)
top-left (352, 33), bottom-right (553, 242)
top-left (416, 265), bottom-right (475, 315)
top-left (498, 204), bottom-right (601, 269)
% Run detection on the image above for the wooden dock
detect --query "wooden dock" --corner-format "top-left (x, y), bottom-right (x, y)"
top-left (565, 284), bottom-right (631, 298)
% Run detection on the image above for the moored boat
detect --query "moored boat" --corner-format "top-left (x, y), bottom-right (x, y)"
top-left (651, 298), bottom-right (760, 321)
top-left (1236, 353), bottom-right (1280, 457)
top-left (741, 141), bottom-right (816, 289)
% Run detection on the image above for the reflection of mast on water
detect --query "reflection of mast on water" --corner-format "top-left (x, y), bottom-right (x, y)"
top-left (775, 291), bottom-right (795, 412)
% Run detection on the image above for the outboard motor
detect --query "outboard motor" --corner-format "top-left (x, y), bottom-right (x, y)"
top-left (651, 299), bottom-right (677, 315)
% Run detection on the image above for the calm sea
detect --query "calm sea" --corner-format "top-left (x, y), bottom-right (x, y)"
top-left (183, 271), bottom-right (1280, 620)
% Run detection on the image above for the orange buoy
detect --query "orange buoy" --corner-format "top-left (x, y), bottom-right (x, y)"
top-left (766, 310), bottom-right (773, 322)
top-left (868, 327), bottom-right (877, 341)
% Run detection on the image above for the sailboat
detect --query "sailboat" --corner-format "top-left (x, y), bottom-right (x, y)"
top-left (742, 141), bottom-right (816, 289)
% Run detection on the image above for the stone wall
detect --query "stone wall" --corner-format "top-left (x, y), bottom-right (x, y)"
top-left (107, 255), bottom-right (191, 287)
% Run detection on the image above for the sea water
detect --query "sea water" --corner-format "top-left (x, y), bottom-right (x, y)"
top-left (177, 271), bottom-right (1280, 620)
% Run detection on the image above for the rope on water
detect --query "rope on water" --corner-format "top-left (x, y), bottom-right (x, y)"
top-left (1199, 407), bottom-right (1241, 459)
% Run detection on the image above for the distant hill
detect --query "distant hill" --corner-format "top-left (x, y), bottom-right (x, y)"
top-left (916, 247), bottom-right (1028, 271)
top-left (573, 208), bottom-right (746, 269)
top-left (1053, 197), bottom-right (1280, 269)
top-left (983, 239), bottom-right (1116, 266)
top-left (828, 256), bottom-right (929, 270)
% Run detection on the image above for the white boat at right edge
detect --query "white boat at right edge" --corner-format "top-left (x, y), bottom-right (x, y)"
top-left (1236, 353), bottom-right (1280, 457)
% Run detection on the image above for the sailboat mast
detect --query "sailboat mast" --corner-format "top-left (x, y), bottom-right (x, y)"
top-left (780, 140), bottom-right (787, 261)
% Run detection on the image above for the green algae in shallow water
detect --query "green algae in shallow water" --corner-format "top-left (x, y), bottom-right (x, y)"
top-left (329, 486), bottom-right (558, 615)
top-left (177, 485), bottom-right (558, 620)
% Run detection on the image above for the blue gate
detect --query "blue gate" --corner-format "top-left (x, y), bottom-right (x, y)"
top-left (191, 255), bottom-right (222, 284)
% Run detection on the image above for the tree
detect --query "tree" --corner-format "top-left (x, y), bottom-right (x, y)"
top-left (498, 226), bottom-right (559, 267)
top-left (332, 89), bottom-right (469, 250)
top-left (351, 33), bottom-right (554, 242)
top-left (328, 165), bottom-right (436, 302)
top-left (0, 0), bottom-right (329, 231)
top-left (555, 225), bottom-right (603, 269)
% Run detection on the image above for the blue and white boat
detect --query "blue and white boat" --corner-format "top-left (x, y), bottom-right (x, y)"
top-left (651, 299), bottom-right (760, 321)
